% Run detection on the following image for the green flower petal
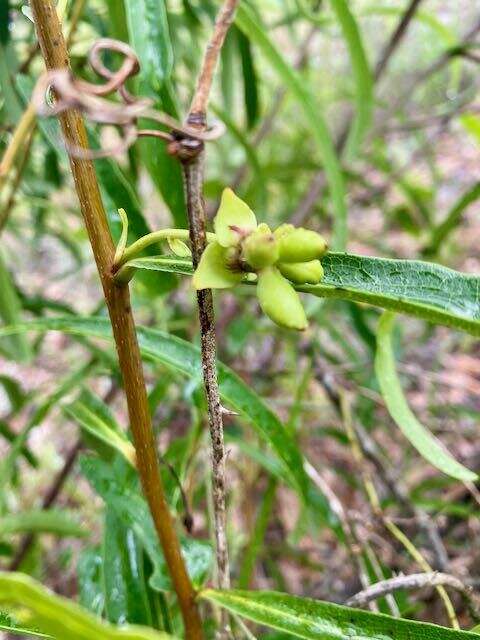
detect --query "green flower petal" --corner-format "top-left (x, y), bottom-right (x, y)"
top-left (278, 260), bottom-right (324, 284)
top-left (214, 188), bottom-right (257, 247)
top-left (193, 242), bottom-right (242, 290)
top-left (256, 267), bottom-right (308, 331)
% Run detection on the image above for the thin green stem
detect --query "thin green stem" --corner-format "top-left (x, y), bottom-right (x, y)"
top-left (116, 229), bottom-right (216, 267)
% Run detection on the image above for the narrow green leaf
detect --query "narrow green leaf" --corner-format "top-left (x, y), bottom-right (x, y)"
top-left (0, 44), bottom-right (22, 121)
top-left (236, 27), bottom-right (260, 129)
top-left (302, 252), bottom-right (480, 336)
top-left (123, 0), bottom-right (173, 90)
top-left (329, 0), bottom-right (373, 159)
top-left (238, 478), bottom-right (277, 589)
top-left (375, 312), bottom-right (476, 482)
top-left (0, 572), bottom-right (174, 640)
top-left (0, 510), bottom-right (87, 538)
top-left (235, 4), bottom-right (348, 250)
top-left (0, 420), bottom-right (37, 468)
top-left (123, 256), bottom-right (194, 277)
top-left (201, 589), bottom-right (480, 640)
top-left (63, 389), bottom-right (136, 465)
top-left (0, 0), bottom-right (10, 44)
top-left (117, 253), bottom-right (480, 337)
top-left (0, 375), bottom-right (28, 413)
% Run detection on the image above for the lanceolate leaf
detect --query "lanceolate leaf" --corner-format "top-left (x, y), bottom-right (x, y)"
top-left (200, 589), bottom-right (480, 640)
top-left (329, 0), bottom-right (373, 160)
top-left (119, 253), bottom-right (480, 336)
top-left (123, 0), bottom-right (173, 91)
top-left (0, 573), bottom-right (174, 640)
top-left (235, 4), bottom-right (348, 250)
top-left (63, 389), bottom-right (136, 465)
top-left (375, 312), bottom-right (476, 482)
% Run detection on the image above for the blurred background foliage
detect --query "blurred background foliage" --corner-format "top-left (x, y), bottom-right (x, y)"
top-left (0, 0), bottom-right (480, 637)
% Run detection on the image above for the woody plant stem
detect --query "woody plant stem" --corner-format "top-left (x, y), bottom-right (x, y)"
top-left (177, 0), bottom-right (240, 601)
top-left (29, 2), bottom-right (203, 638)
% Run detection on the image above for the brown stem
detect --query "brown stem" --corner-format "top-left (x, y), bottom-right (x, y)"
top-left (181, 152), bottom-right (230, 597)
top-left (29, 2), bottom-right (203, 637)
top-left (189, 0), bottom-right (240, 118)
top-left (176, 2), bottom-right (240, 632)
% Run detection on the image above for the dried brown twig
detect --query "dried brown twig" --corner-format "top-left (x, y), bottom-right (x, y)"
top-left (31, 38), bottom-right (224, 159)
top-left (346, 572), bottom-right (480, 622)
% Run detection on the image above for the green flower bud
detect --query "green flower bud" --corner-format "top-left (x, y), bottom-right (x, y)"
top-left (273, 223), bottom-right (295, 239)
top-left (256, 267), bottom-right (307, 331)
top-left (277, 227), bottom-right (328, 263)
top-left (241, 229), bottom-right (279, 270)
top-left (256, 222), bottom-right (272, 234)
top-left (278, 259), bottom-right (324, 284)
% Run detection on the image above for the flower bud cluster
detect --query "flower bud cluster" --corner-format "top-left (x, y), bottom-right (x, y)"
top-left (193, 189), bottom-right (328, 330)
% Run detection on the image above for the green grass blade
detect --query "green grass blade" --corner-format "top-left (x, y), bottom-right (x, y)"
top-left (425, 182), bottom-right (480, 255)
top-left (375, 312), bottom-right (476, 482)
top-left (329, 0), bottom-right (373, 160)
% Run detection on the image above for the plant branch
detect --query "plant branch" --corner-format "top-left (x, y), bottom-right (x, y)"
top-left (346, 572), bottom-right (480, 620)
top-left (189, 0), bottom-right (240, 120)
top-left (373, 0), bottom-right (425, 81)
top-left (174, 1), bottom-right (240, 631)
top-left (29, 2), bottom-right (203, 637)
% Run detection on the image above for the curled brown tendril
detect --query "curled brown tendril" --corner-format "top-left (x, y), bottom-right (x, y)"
top-left (32, 37), bottom-right (225, 159)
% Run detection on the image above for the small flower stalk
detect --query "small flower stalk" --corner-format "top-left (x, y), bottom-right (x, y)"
top-left (193, 189), bottom-right (328, 330)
